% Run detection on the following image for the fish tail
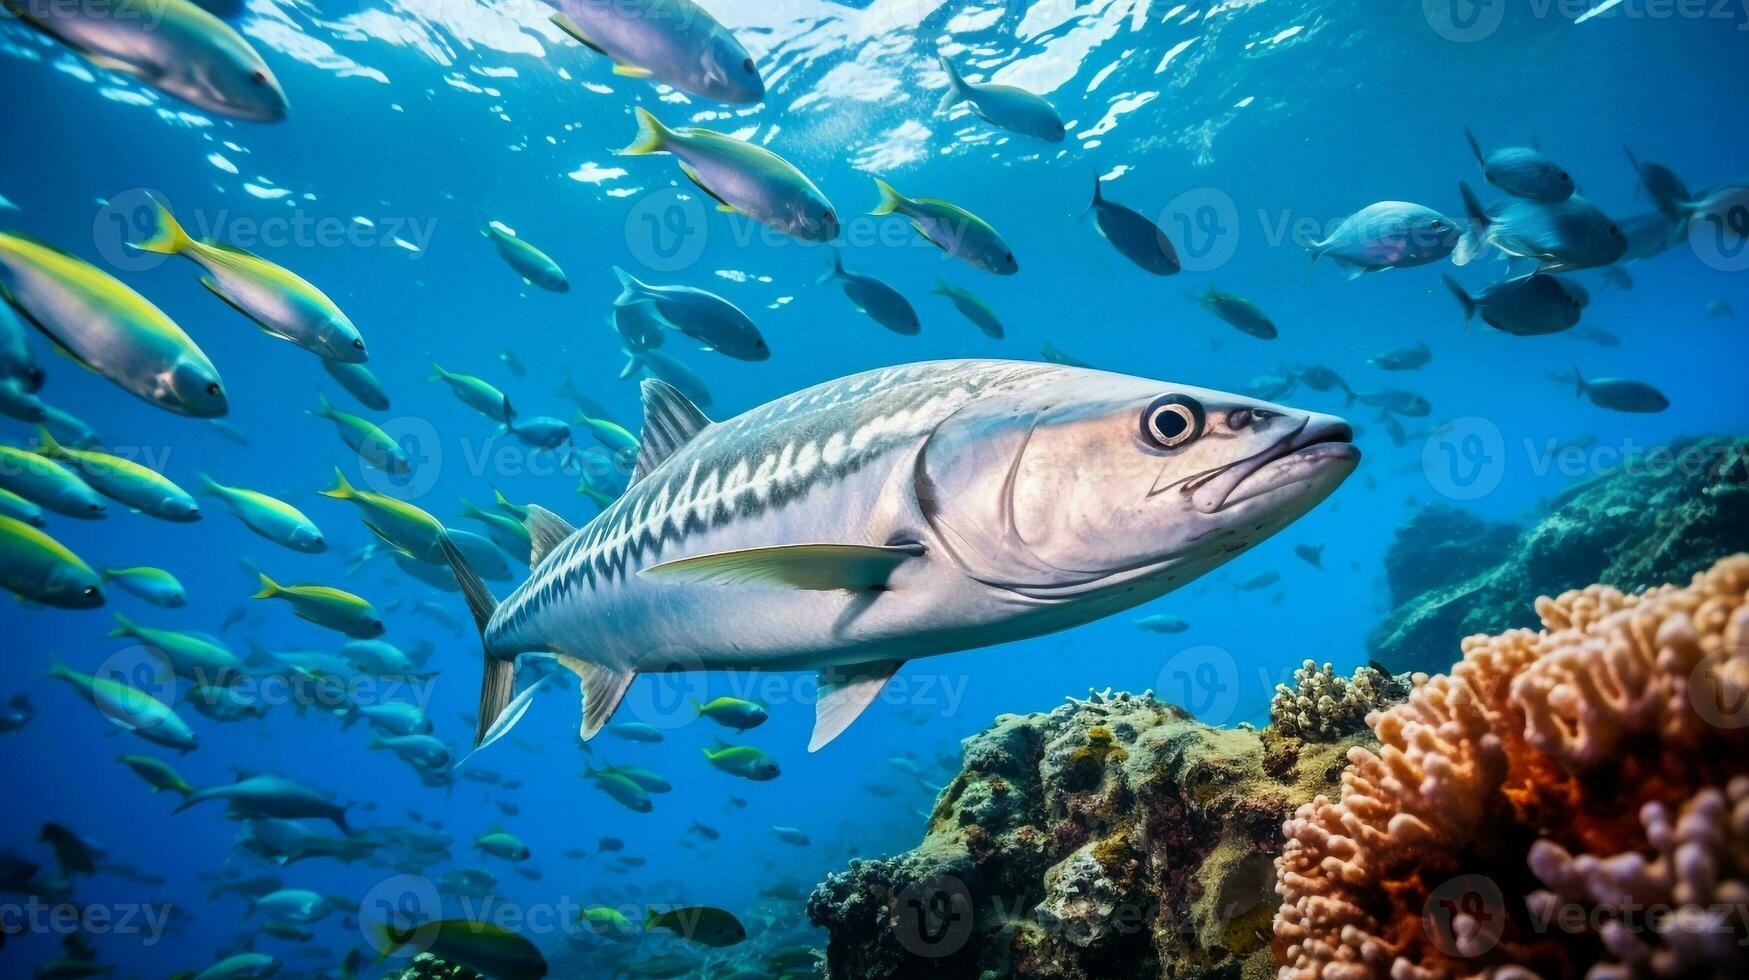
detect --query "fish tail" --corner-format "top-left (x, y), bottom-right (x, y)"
top-left (612, 266), bottom-right (647, 306)
top-left (131, 195), bottom-right (191, 256)
top-left (869, 177), bottom-right (906, 217)
top-left (42, 657), bottom-right (73, 682)
top-left (1440, 274), bottom-right (1476, 332)
top-left (30, 424), bottom-right (62, 459)
top-left (621, 107), bottom-right (669, 156)
top-left (320, 467), bottom-right (357, 500)
top-left (194, 472), bottom-right (223, 496)
top-left (816, 249), bottom-right (844, 285)
top-left (929, 277), bottom-right (952, 297)
top-left (618, 349), bottom-right (643, 381)
top-left (425, 358), bottom-right (446, 382)
top-left (438, 531), bottom-right (509, 748)
top-left (936, 55), bottom-right (964, 113)
top-left (1571, 363), bottom-right (1586, 398)
top-left (107, 612), bottom-right (136, 639)
top-left (311, 390), bottom-right (336, 419)
top-left (251, 572), bottom-right (280, 600)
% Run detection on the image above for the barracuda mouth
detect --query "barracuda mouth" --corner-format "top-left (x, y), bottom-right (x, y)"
top-left (1157, 418), bottom-right (1359, 515)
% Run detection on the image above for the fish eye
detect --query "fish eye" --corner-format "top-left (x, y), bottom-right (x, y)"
top-left (1142, 394), bottom-right (1204, 449)
top-left (250, 70), bottom-right (268, 86)
top-left (742, 58), bottom-right (755, 73)
top-left (82, 586), bottom-right (99, 598)
top-left (1559, 171), bottom-right (1570, 182)
top-left (352, 339), bottom-right (366, 350)
top-left (1608, 225), bottom-right (1620, 235)
top-left (206, 382), bottom-right (222, 396)
top-left (88, 503), bottom-right (103, 512)
top-left (824, 209), bottom-right (836, 224)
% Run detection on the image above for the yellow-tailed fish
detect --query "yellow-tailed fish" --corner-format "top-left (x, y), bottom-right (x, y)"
top-left (101, 567), bottom-right (187, 608)
top-left (548, 0), bottom-right (762, 103)
top-left (110, 612), bottom-right (243, 683)
top-left (46, 658), bottom-right (196, 751)
top-left (198, 475), bottom-right (325, 552)
top-left (310, 392), bottom-right (409, 476)
top-left (868, 178), bottom-right (1017, 275)
top-left (0, 232), bottom-right (227, 416)
top-left (253, 572), bottom-right (384, 639)
top-left (320, 468), bottom-right (445, 563)
top-left (367, 919), bottom-right (546, 980)
top-left (0, 514), bottom-right (103, 608)
top-left (429, 359), bottom-right (513, 422)
top-left (0, 442), bottom-right (106, 518)
top-left (5, 0), bottom-right (286, 120)
top-left (482, 223), bottom-right (568, 292)
top-left (460, 499), bottom-right (532, 559)
top-left (622, 108), bottom-right (837, 243)
top-left (132, 198), bottom-right (367, 362)
top-left (35, 427), bottom-right (200, 522)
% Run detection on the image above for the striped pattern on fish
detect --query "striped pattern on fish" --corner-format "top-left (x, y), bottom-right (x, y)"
top-left (443, 358), bottom-right (1358, 752)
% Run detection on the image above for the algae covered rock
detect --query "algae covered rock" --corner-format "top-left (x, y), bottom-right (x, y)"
top-left (807, 690), bottom-right (1364, 980)
top-left (1370, 434), bottom-right (1749, 674)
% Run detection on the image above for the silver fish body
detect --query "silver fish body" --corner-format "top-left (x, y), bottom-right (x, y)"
top-left (459, 360), bottom-right (1356, 750)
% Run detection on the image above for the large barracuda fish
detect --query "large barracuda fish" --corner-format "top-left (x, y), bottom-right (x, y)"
top-left (443, 360), bottom-right (1358, 752)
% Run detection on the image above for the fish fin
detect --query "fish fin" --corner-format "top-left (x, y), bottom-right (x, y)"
top-left (1463, 127), bottom-right (1484, 166)
top-left (547, 12), bottom-right (606, 55)
top-left (1453, 181), bottom-right (1490, 266)
top-left (558, 656), bottom-right (636, 741)
top-left (675, 161), bottom-right (737, 214)
top-left (909, 220), bottom-right (952, 254)
top-left (816, 249), bottom-right (845, 285)
top-left (811, 660), bottom-right (902, 751)
top-left (438, 532), bottom-right (508, 747)
top-left (197, 276), bottom-right (292, 341)
top-left (251, 572), bottom-right (280, 600)
top-left (523, 505), bottom-right (576, 565)
top-left (935, 55), bottom-right (965, 113)
top-left (641, 542), bottom-right (924, 591)
top-left (130, 194), bottom-right (191, 255)
top-left (1440, 274), bottom-right (1476, 332)
top-left (611, 266), bottom-right (647, 306)
top-left (318, 467), bottom-right (356, 500)
top-left (611, 64), bottom-right (655, 78)
top-left (621, 107), bottom-right (669, 156)
top-left (1571, 363), bottom-right (1586, 398)
top-left (633, 379), bottom-right (713, 482)
top-left (869, 177), bottom-right (906, 216)
top-left (618, 349), bottom-right (643, 381)
top-left (454, 673), bottom-right (548, 769)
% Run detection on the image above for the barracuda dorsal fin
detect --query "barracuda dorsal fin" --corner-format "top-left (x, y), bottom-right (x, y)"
top-left (812, 660), bottom-right (902, 751)
top-left (523, 505), bottom-right (575, 566)
top-left (641, 542), bottom-right (924, 591)
top-left (633, 379), bottom-right (713, 482)
top-left (556, 655), bottom-right (635, 741)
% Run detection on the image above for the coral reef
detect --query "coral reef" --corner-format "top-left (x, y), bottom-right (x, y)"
top-left (807, 689), bottom-right (1368, 979)
top-left (1275, 554), bottom-right (1749, 980)
top-left (1268, 661), bottom-right (1414, 742)
top-left (1371, 436), bottom-right (1749, 675)
top-left (384, 953), bottom-right (480, 980)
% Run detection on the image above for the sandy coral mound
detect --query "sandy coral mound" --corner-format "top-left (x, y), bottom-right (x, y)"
top-left (1274, 554), bottom-right (1749, 980)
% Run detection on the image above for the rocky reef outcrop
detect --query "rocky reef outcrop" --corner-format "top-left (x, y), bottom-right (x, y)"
top-left (1370, 436), bottom-right (1749, 675)
top-left (806, 677), bottom-right (1400, 979)
top-left (1277, 554), bottom-right (1749, 980)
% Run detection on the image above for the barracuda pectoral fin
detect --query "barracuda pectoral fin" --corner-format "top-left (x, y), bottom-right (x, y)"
top-left (641, 542), bottom-right (924, 591)
top-left (523, 505), bottom-right (576, 565)
top-left (556, 655), bottom-right (636, 741)
top-left (611, 65), bottom-right (655, 79)
top-left (811, 660), bottom-right (903, 751)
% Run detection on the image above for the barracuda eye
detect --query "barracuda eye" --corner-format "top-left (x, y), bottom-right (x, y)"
top-left (1142, 394), bottom-right (1204, 449)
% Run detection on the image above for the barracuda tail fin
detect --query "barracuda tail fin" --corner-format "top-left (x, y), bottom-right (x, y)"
top-left (438, 531), bottom-right (509, 747)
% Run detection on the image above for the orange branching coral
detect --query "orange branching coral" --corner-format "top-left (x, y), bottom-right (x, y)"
top-left (1274, 555), bottom-right (1749, 980)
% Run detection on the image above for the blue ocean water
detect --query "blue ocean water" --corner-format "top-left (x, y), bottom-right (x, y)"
top-left (1, 1), bottom-right (1746, 976)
